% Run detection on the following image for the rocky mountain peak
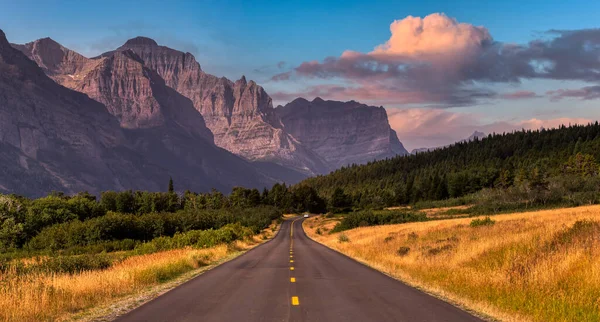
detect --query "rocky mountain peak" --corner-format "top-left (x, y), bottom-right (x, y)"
top-left (0, 29), bottom-right (275, 196)
top-left (469, 131), bottom-right (486, 140)
top-left (123, 36), bottom-right (159, 47)
top-left (290, 97), bottom-right (310, 105)
top-left (113, 48), bottom-right (144, 64)
top-left (276, 99), bottom-right (408, 169)
top-left (0, 30), bottom-right (10, 53)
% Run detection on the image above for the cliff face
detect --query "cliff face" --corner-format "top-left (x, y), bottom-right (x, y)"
top-left (12, 37), bottom-right (102, 88)
top-left (276, 98), bottom-right (408, 169)
top-left (3, 31), bottom-right (274, 197)
top-left (116, 37), bottom-right (329, 175)
top-left (9, 34), bottom-right (410, 187)
top-left (0, 30), bottom-right (164, 196)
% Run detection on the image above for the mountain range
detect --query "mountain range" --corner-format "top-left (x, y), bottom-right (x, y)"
top-left (1, 29), bottom-right (408, 196)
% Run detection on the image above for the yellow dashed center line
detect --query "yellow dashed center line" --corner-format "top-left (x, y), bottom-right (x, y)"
top-left (289, 218), bottom-right (302, 307)
top-left (291, 296), bottom-right (300, 306)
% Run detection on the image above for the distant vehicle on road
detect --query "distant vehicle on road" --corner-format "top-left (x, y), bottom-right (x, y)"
top-left (303, 213), bottom-right (309, 218)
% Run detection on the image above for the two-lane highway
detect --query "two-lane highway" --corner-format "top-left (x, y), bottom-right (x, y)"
top-left (116, 218), bottom-right (482, 322)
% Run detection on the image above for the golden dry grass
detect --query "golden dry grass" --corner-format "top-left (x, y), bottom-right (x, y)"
top-left (420, 205), bottom-right (472, 218)
top-left (305, 206), bottom-right (600, 322)
top-left (0, 222), bottom-right (279, 322)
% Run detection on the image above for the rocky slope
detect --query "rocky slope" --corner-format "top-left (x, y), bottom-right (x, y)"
top-left (276, 98), bottom-right (408, 169)
top-left (3, 30), bottom-right (274, 196)
top-left (11, 35), bottom-right (410, 181)
top-left (12, 38), bottom-right (101, 88)
top-left (113, 37), bottom-right (329, 175)
top-left (0, 29), bottom-right (163, 196)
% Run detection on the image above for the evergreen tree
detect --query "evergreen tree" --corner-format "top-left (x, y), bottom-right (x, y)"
top-left (168, 177), bottom-right (174, 193)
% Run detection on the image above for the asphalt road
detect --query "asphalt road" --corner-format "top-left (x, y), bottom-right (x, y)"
top-left (115, 218), bottom-right (483, 322)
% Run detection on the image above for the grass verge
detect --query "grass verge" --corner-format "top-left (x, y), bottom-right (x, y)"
top-left (0, 222), bottom-right (280, 322)
top-left (304, 206), bottom-right (600, 322)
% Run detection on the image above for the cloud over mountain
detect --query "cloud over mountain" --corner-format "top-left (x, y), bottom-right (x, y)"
top-left (273, 13), bottom-right (600, 107)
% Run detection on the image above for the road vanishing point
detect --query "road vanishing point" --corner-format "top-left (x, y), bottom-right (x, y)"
top-left (116, 218), bottom-right (483, 322)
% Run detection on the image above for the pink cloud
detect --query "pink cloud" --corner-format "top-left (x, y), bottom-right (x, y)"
top-left (272, 13), bottom-right (600, 107)
top-left (271, 84), bottom-right (435, 106)
top-left (547, 85), bottom-right (600, 101)
top-left (500, 91), bottom-right (537, 100)
top-left (371, 13), bottom-right (491, 64)
top-left (386, 107), bottom-right (594, 150)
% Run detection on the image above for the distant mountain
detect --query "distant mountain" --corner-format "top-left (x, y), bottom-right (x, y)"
top-left (107, 37), bottom-right (408, 173)
top-left (276, 98), bottom-right (408, 169)
top-left (3, 30), bottom-right (275, 197)
top-left (410, 131), bottom-right (486, 155)
top-left (0, 29), bottom-right (162, 196)
top-left (108, 37), bottom-right (329, 176)
top-left (466, 131), bottom-right (486, 142)
top-left (8, 33), bottom-right (410, 195)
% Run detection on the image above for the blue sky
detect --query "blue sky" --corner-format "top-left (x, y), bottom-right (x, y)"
top-left (2, 0), bottom-right (600, 149)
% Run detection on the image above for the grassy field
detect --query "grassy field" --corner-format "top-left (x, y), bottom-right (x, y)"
top-left (304, 206), bottom-right (600, 322)
top-left (0, 222), bottom-right (279, 322)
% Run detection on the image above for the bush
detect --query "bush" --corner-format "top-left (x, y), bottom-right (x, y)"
top-left (428, 244), bottom-right (453, 255)
top-left (470, 217), bottom-right (496, 227)
top-left (332, 210), bottom-right (427, 232)
top-left (396, 246), bottom-right (410, 256)
top-left (38, 254), bottom-right (113, 274)
top-left (134, 224), bottom-right (253, 254)
top-left (26, 206), bottom-right (280, 252)
top-left (338, 233), bottom-right (350, 243)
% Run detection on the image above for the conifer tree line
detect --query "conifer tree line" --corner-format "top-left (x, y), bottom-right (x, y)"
top-left (298, 123), bottom-right (600, 209)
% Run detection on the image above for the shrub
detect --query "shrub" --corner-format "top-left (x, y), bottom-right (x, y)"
top-left (32, 254), bottom-right (113, 274)
top-left (133, 223), bottom-right (253, 255)
top-left (407, 232), bottom-right (419, 240)
top-left (428, 244), bottom-right (453, 255)
top-left (26, 206), bottom-right (280, 252)
top-left (316, 228), bottom-right (322, 235)
top-left (470, 217), bottom-right (496, 227)
top-left (338, 233), bottom-right (350, 243)
top-left (396, 246), bottom-right (410, 256)
top-left (332, 210), bottom-right (427, 232)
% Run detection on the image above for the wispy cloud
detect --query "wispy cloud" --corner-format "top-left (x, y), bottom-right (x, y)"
top-left (500, 91), bottom-right (538, 100)
top-left (547, 85), bottom-right (600, 101)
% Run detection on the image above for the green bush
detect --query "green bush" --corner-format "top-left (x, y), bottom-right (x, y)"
top-left (26, 206), bottom-right (280, 252)
top-left (37, 254), bottom-right (113, 274)
top-left (332, 210), bottom-right (427, 232)
top-left (338, 233), bottom-right (350, 243)
top-left (134, 223), bottom-right (253, 254)
top-left (470, 217), bottom-right (496, 227)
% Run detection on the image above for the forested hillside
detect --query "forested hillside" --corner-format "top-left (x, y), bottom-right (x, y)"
top-left (300, 123), bottom-right (600, 209)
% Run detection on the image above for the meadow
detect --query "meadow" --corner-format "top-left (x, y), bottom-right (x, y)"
top-left (0, 221), bottom-right (279, 321)
top-left (304, 206), bottom-right (600, 322)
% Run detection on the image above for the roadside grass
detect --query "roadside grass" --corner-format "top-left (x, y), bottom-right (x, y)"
top-left (0, 222), bottom-right (279, 322)
top-left (304, 205), bottom-right (600, 322)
